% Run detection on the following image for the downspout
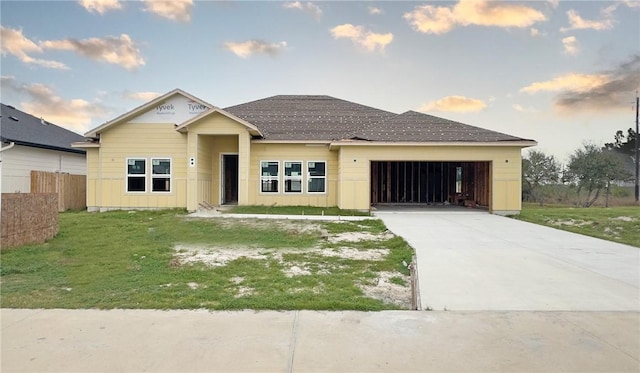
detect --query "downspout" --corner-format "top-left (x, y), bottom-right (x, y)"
top-left (0, 142), bottom-right (16, 153)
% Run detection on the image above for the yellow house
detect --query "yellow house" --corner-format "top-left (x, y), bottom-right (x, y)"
top-left (73, 89), bottom-right (536, 215)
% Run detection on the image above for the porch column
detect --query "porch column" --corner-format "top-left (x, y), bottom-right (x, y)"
top-left (238, 132), bottom-right (251, 205)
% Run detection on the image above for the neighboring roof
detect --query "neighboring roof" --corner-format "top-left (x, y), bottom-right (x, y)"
top-left (225, 95), bottom-right (397, 141)
top-left (225, 95), bottom-right (533, 144)
top-left (353, 110), bottom-right (528, 143)
top-left (84, 88), bottom-right (214, 138)
top-left (1, 103), bottom-right (86, 154)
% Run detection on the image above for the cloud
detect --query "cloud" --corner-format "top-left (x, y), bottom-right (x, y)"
top-left (560, 8), bottom-right (614, 32)
top-left (142, 0), bottom-right (192, 22)
top-left (283, 2), bottom-right (322, 20)
top-left (562, 36), bottom-right (579, 55)
top-left (40, 34), bottom-right (145, 70)
top-left (403, 0), bottom-right (546, 35)
top-left (520, 55), bottom-right (640, 113)
top-left (418, 96), bottom-right (487, 113)
top-left (512, 104), bottom-right (537, 113)
top-left (369, 7), bottom-right (383, 15)
top-left (0, 26), bottom-right (68, 70)
top-left (224, 40), bottom-right (287, 58)
top-left (78, 0), bottom-right (122, 14)
top-left (330, 24), bottom-right (393, 52)
top-left (123, 91), bottom-right (161, 101)
top-left (1, 76), bottom-right (108, 132)
top-left (520, 73), bottom-right (609, 94)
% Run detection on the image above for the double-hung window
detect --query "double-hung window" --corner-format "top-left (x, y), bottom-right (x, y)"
top-left (284, 161), bottom-right (302, 193)
top-left (307, 161), bottom-right (326, 193)
top-left (261, 161), bottom-right (279, 193)
top-left (151, 158), bottom-right (171, 192)
top-left (127, 158), bottom-right (146, 192)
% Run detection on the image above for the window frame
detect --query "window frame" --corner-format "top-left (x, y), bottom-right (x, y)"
top-left (151, 157), bottom-right (172, 193)
top-left (283, 160), bottom-right (303, 194)
top-left (126, 158), bottom-right (147, 193)
top-left (260, 160), bottom-right (280, 194)
top-left (307, 160), bottom-right (327, 194)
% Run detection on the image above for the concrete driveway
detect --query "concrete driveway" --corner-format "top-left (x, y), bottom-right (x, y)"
top-left (375, 210), bottom-right (640, 311)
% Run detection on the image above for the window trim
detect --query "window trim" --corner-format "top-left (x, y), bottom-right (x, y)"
top-left (259, 160), bottom-right (280, 194)
top-left (151, 157), bottom-right (172, 193)
top-left (283, 160), bottom-right (303, 194)
top-left (307, 160), bottom-right (327, 194)
top-left (126, 158), bottom-right (147, 193)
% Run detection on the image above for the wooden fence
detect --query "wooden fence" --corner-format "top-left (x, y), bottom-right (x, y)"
top-left (30, 171), bottom-right (86, 211)
top-left (1, 193), bottom-right (59, 249)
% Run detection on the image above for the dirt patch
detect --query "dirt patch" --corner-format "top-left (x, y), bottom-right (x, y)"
top-left (217, 219), bottom-right (322, 235)
top-left (319, 247), bottom-right (389, 261)
top-left (283, 264), bottom-right (312, 277)
top-left (552, 219), bottom-right (593, 227)
top-left (174, 245), bottom-right (271, 267)
top-left (610, 216), bottom-right (637, 222)
top-left (328, 231), bottom-right (394, 243)
top-left (359, 271), bottom-right (411, 309)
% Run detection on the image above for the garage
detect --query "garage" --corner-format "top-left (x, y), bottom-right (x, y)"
top-left (370, 161), bottom-right (490, 207)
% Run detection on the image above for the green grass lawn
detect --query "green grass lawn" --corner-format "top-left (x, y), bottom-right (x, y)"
top-left (514, 204), bottom-right (640, 247)
top-left (224, 205), bottom-right (370, 216)
top-left (0, 210), bottom-right (413, 310)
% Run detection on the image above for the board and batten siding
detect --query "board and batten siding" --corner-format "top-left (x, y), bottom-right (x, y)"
top-left (248, 143), bottom-right (338, 207)
top-left (0, 145), bottom-right (85, 193)
top-left (91, 122), bottom-right (188, 210)
top-left (336, 145), bottom-right (523, 213)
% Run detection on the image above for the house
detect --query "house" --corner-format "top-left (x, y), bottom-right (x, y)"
top-left (1, 103), bottom-right (86, 193)
top-left (72, 89), bottom-right (536, 214)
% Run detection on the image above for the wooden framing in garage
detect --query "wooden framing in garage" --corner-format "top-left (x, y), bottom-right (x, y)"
top-left (370, 161), bottom-right (490, 207)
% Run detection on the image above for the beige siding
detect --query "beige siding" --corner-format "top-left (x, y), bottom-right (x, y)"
top-left (336, 145), bottom-right (524, 212)
top-left (185, 113), bottom-right (251, 211)
top-left (249, 143), bottom-right (338, 207)
top-left (94, 123), bottom-right (188, 210)
top-left (86, 148), bottom-right (99, 209)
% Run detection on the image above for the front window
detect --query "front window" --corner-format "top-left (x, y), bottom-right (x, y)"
top-left (307, 161), bottom-right (326, 193)
top-left (152, 158), bottom-right (171, 192)
top-left (260, 161), bottom-right (279, 193)
top-left (284, 161), bottom-right (302, 193)
top-left (127, 158), bottom-right (146, 192)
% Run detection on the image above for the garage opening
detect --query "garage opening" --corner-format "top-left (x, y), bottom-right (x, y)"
top-left (370, 161), bottom-right (490, 207)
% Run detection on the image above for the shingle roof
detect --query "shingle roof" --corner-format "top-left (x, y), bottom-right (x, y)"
top-left (224, 95), bottom-right (397, 141)
top-left (1, 103), bottom-right (86, 154)
top-left (224, 95), bottom-right (531, 143)
top-left (355, 110), bottom-right (527, 142)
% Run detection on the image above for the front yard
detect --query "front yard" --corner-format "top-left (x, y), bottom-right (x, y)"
top-left (0, 210), bottom-right (414, 310)
top-left (514, 205), bottom-right (640, 247)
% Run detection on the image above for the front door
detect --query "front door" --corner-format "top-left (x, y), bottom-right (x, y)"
top-left (221, 154), bottom-right (238, 205)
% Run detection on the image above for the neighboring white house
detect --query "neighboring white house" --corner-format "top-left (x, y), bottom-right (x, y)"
top-left (1, 103), bottom-right (86, 193)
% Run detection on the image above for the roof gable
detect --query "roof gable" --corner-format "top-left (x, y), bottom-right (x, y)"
top-left (85, 88), bottom-right (214, 137)
top-left (1, 103), bottom-right (86, 154)
top-left (175, 107), bottom-right (262, 136)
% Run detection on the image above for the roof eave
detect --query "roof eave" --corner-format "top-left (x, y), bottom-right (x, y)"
top-left (6, 140), bottom-right (87, 154)
top-left (328, 140), bottom-right (538, 150)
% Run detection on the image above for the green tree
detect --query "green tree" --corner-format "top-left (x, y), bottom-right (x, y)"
top-left (566, 143), bottom-right (631, 207)
top-left (522, 150), bottom-right (560, 205)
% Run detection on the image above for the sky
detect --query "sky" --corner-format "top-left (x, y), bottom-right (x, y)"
top-left (1, 0), bottom-right (639, 163)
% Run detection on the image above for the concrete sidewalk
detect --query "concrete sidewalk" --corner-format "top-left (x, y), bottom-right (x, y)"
top-left (2, 309), bottom-right (639, 372)
top-left (375, 211), bottom-right (640, 312)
